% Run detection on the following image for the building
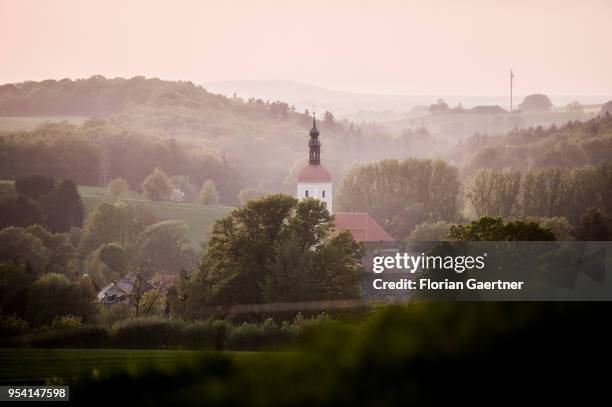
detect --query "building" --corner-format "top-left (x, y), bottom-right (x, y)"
top-left (296, 115), bottom-right (393, 242)
top-left (297, 116), bottom-right (333, 212)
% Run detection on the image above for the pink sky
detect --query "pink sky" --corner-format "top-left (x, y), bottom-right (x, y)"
top-left (1, 0), bottom-right (611, 95)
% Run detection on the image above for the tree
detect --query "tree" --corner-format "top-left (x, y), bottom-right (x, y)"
top-left (97, 242), bottom-right (127, 274)
top-left (192, 194), bottom-right (364, 308)
top-left (26, 273), bottom-right (95, 327)
top-left (429, 98), bottom-right (449, 113)
top-left (262, 233), bottom-right (316, 303)
top-left (575, 208), bottom-right (611, 241)
top-left (78, 203), bottom-right (133, 256)
top-left (14, 175), bottom-right (55, 201)
top-left (140, 289), bottom-right (166, 316)
top-left (468, 168), bottom-right (521, 217)
top-left (25, 225), bottom-right (76, 275)
top-left (0, 195), bottom-right (44, 229)
top-left (0, 261), bottom-right (33, 319)
top-left (141, 167), bottom-right (172, 201)
top-left (198, 179), bottom-right (220, 205)
top-left (448, 217), bottom-right (556, 241)
top-left (522, 168), bottom-right (571, 218)
top-left (106, 178), bottom-right (129, 201)
top-left (524, 217), bottom-right (574, 241)
top-left (408, 221), bottom-right (452, 241)
top-left (0, 227), bottom-right (49, 276)
top-left (429, 160), bottom-right (461, 221)
top-left (41, 179), bottom-right (84, 233)
top-left (136, 220), bottom-right (197, 276)
top-left (336, 158), bottom-right (461, 239)
top-left (518, 94), bottom-right (553, 112)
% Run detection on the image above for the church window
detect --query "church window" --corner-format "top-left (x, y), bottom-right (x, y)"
top-left (305, 190), bottom-right (309, 197)
top-left (322, 190), bottom-right (326, 198)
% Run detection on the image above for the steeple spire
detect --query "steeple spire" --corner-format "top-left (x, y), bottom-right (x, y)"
top-left (308, 111), bottom-right (321, 165)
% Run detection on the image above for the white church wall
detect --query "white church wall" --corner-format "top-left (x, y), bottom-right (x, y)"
top-left (297, 181), bottom-right (333, 213)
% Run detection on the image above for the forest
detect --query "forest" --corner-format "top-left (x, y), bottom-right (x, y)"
top-left (1, 76), bottom-right (612, 347)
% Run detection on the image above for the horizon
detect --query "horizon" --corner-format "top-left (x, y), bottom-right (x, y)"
top-left (2, 0), bottom-right (612, 96)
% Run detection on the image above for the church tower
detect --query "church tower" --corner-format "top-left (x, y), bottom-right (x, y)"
top-left (297, 114), bottom-right (333, 212)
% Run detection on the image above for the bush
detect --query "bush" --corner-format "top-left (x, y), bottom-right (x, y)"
top-left (51, 315), bottom-right (82, 330)
top-left (227, 322), bottom-right (264, 350)
top-left (27, 325), bottom-right (109, 348)
top-left (110, 317), bottom-right (183, 348)
top-left (225, 318), bottom-right (289, 350)
top-left (0, 313), bottom-right (29, 337)
top-left (96, 303), bottom-right (134, 328)
top-left (180, 319), bottom-right (229, 350)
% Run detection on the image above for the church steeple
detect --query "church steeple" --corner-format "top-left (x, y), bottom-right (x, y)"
top-left (308, 113), bottom-right (321, 165)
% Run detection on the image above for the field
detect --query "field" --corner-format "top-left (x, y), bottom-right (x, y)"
top-left (0, 116), bottom-right (87, 131)
top-left (79, 185), bottom-right (234, 246)
top-left (0, 181), bottom-right (234, 246)
top-left (0, 348), bottom-right (260, 385)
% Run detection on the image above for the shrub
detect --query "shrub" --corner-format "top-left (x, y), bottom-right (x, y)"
top-left (0, 313), bottom-right (29, 337)
top-left (51, 315), bottom-right (82, 330)
top-left (27, 325), bottom-right (109, 348)
top-left (180, 319), bottom-right (229, 350)
top-left (227, 322), bottom-right (264, 350)
top-left (96, 303), bottom-right (134, 328)
top-left (111, 317), bottom-right (183, 348)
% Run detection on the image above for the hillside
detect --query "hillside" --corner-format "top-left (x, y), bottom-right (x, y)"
top-left (78, 185), bottom-right (233, 246)
top-left (0, 76), bottom-right (420, 202)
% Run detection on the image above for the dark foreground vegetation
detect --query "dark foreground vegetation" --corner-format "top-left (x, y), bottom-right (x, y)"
top-left (0, 313), bottom-right (330, 351)
top-left (1, 303), bottom-right (608, 405)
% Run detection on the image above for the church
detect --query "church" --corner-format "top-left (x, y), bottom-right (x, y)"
top-left (297, 116), bottom-right (393, 242)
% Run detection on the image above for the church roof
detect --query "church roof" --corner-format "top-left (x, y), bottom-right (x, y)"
top-left (297, 164), bottom-right (332, 183)
top-left (333, 212), bottom-right (394, 242)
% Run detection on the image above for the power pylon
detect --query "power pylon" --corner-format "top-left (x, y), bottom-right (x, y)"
top-left (98, 146), bottom-right (111, 186)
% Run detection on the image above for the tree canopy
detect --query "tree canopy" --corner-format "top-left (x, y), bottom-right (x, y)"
top-left (183, 195), bottom-right (364, 314)
top-left (448, 217), bottom-right (556, 241)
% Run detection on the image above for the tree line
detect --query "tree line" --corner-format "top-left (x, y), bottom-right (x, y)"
top-left (336, 158), bottom-right (612, 240)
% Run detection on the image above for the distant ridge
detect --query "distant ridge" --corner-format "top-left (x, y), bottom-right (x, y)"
top-left (204, 80), bottom-right (611, 116)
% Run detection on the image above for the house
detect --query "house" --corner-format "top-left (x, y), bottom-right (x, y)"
top-left (96, 273), bottom-right (179, 305)
top-left (97, 276), bottom-right (137, 305)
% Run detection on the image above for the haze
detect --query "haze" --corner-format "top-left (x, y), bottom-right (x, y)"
top-left (1, 0), bottom-right (611, 96)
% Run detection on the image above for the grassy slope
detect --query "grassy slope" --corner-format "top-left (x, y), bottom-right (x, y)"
top-left (0, 181), bottom-right (233, 246)
top-left (0, 348), bottom-right (262, 384)
top-left (78, 185), bottom-right (234, 247)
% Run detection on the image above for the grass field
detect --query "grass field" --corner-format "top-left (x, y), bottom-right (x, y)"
top-left (0, 116), bottom-right (87, 131)
top-left (0, 348), bottom-right (260, 385)
top-left (79, 185), bottom-right (234, 247)
top-left (0, 181), bottom-right (233, 246)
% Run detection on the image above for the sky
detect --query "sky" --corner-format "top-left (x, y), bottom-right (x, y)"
top-left (1, 0), bottom-right (611, 96)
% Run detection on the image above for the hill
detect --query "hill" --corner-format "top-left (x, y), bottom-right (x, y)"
top-left (0, 76), bottom-right (418, 202)
top-left (78, 185), bottom-right (233, 246)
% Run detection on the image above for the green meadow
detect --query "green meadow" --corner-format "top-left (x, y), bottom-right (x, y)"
top-left (79, 185), bottom-right (234, 246)
top-left (0, 348), bottom-right (261, 385)
top-left (0, 181), bottom-right (233, 246)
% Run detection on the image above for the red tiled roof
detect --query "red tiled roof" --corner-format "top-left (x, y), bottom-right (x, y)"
top-left (333, 212), bottom-right (394, 242)
top-left (297, 164), bottom-right (332, 182)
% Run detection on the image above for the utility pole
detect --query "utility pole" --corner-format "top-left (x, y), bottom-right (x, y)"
top-left (510, 69), bottom-right (515, 112)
